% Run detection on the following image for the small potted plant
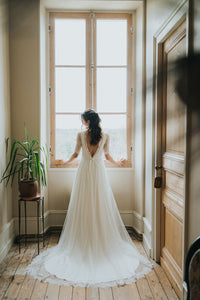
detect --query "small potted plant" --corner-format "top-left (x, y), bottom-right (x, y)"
top-left (0, 126), bottom-right (48, 197)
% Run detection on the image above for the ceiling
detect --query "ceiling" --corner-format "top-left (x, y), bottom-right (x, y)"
top-left (41, 0), bottom-right (143, 11)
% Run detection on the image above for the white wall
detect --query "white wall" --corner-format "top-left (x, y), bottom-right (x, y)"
top-left (0, 0), bottom-right (14, 263)
top-left (42, 1), bottom-right (144, 233)
top-left (9, 0), bottom-right (41, 222)
top-left (40, 3), bottom-right (49, 213)
top-left (6, 0), bottom-right (146, 237)
top-left (133, 3), bottom-right (146, 234)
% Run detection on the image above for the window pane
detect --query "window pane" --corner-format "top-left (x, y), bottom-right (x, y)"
top-left (97, 68), bottom-right (127, 113)
top-left (100, 114), bottom-right (127, 159)
top-left (55, 68), bottom-right (85, 113)
top-left (55, 114), bottom-right (82, 159)
top-left (55, 19), bottom-right (86, 65)
top-left (97, 19), bottom-right (127, 66)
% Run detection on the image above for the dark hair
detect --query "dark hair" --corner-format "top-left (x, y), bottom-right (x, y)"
top-left (81, 109), bottom-right (102, 145)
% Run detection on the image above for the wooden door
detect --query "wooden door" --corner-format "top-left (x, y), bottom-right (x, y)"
top-left (160, 21), bottom-right (186, 299)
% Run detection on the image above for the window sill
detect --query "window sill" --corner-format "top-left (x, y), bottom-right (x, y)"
top-left (50, 159), bottom-right (133, 170)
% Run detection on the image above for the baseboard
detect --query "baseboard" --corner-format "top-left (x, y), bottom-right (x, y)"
top-left (14, 210), bottom-right (50, 235)
top-left (143, 217), bottom-right (153, 257)
top-left (126, 226), bottom-right (143, 241)
top-left (14, 225), bottom-right (142, 243)
top-left (132, 210), bottom-right (144, 234)
top-left (47, 209), bottom-right (137, 227)
top-left (0, 218), bottom-right (15, 264)
top-left (14, 209), bottom-right (143, 231)
top-left (48, 210), bottom-right (144, 240)
top-left (14, 209), bottom-right (144, 242)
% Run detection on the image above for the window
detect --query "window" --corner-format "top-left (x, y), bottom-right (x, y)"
top-left (49, 13), bottom-right (132, 167)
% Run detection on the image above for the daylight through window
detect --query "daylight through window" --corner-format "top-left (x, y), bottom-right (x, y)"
top-left (49, 13), bottom-right (132, 167)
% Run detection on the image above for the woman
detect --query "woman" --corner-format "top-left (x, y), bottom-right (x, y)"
top-left (27, 109), bottom-right (152, 288)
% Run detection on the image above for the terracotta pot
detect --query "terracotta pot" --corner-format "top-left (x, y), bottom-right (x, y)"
top-left (19, 179), bottom-right (38, 197)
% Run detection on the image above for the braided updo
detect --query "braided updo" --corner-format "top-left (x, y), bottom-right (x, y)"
top-left (81, 109), bottom-right (102, 145)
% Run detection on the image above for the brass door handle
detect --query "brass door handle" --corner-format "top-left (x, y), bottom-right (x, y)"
top-left (155, 165), bottom-right (163, 170)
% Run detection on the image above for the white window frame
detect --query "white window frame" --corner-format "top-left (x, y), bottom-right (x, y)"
top-left (49, 12), bottom-right (133, 168)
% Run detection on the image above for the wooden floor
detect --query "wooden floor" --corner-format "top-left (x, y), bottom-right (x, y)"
top-left (0, 233), bottom-right (179, 300)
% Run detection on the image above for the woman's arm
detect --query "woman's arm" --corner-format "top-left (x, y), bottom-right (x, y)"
top-left (105, 153), bottom-right (125, 167)
top-left (55, 133), bottom-right (81, 166)
top-left (104, 135), bottom-right (125, 167)
top-left (55, 152), bottom-right (78, 166)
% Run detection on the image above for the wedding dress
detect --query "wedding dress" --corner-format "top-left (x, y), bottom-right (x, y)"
top-left (27, 131), bottom-right (152, 288)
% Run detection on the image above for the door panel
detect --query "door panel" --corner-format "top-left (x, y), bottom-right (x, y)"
top-left (165, 209), bottom-right (183, 268)
top-left (160, 20), bottom-right (186, 299)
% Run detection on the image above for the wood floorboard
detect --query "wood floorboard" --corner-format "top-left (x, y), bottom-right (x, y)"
top-left (72, 286), bottom-right (85, 300)
top-left (30, 280), bottom-right (48, 300)
top-left (3, 243), bottom-right (37, 299)
top-left (17, 240), bottom-right (50, 300)
top-left (86, 287), bottom-right (99, 300)
top-left (0, 233), bottom-right (180, 300)
top-left (136, 277), bottom-right (154, 300)
top-left (0, 245), bottom-right (26, 299)
top-left (112, 283), bottom-right (140, 300)
top-left (146, 270), bottom-right (168, 300)
top-left (30, 234), bottom-right (55, 300)
top-left (0, 244), bottom-right (18, 276)
top-left (154, 265), bottom-right (179, 300)
top-left (58, 285), bottom-right (73, 300)
top-left (45, 284), bottom-right (60, 300)
top-left (99, 287), bottom-right (113, 300)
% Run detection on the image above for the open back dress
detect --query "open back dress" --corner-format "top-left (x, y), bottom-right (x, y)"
top-left (27, 131), bottom-right (152, 288)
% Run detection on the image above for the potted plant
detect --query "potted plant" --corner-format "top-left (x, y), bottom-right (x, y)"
top-left (0, 126), bottom-right (48, 197)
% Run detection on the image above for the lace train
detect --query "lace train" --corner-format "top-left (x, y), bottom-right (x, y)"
top-left (27, 244), bottom-right (153, 288)
top-left (26, 132), bottom-right (153, 288)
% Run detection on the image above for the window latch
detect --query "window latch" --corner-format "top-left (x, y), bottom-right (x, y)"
top-left (130, 25), bottom-right (134, 36)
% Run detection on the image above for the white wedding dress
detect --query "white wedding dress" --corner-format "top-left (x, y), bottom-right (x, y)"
top-left (27, 131), bottom-right (152, 288)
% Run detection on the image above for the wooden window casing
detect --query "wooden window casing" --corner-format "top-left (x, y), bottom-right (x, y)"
top-left (49, 12), bottom-right (132, 168)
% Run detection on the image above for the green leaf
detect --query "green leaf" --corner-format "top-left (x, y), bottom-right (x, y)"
top-left (29, 166), bottom-right (34, 180)
top-left (1, 126), bottom-right (48, 189)
top-left (5, 137), bottom-right (9, 152)
top-left (18, 169), bottom-right (20, 183)
top-left (24, 124), bottom-right (30, 153)
top-left (21, 160), bottom-right (24, 178)
top-left (32, 146), bottom-right (41, 152)
top-left (19, 157), bottom-right (28, 163)
top-left (1, 166), bottom-right (20, 183)
top-left (2, 140), bottom-right (17, 178)
top-left (34, 152), bottom-right (40, 180)
top-left (40, 162), bottom-right (47, 186)
top-left (30, 140), bottom-right (36, 150)
top-left (30, 139), bottom-right (40, 150)
top-left (11, 164), bottom-right (21, 186)
top-left (6, 147), bottom-right (18, 185)
top-left (15, 141), bottom-right (28, 154)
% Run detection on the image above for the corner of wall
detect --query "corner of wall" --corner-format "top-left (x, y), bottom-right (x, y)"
top-left (0, 0), bottom-right (13, 263)
top-left (0, 219), bottom-right (15, 264)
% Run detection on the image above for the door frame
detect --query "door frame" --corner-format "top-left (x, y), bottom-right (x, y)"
top-left (152, 0), bottom-right (191, 274)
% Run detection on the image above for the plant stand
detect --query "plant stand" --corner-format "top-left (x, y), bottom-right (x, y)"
top-left (18, 194), bottom-right (44, 255)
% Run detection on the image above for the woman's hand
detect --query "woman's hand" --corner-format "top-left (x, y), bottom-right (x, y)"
top-left (116, 158), bottom-right (126, 167)
top-left (54, 153), bottom-right (79, 166)
top-left (54, 159), bottom-right (67, 166)
top-left (105, 154), bottom-right (127, 167)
